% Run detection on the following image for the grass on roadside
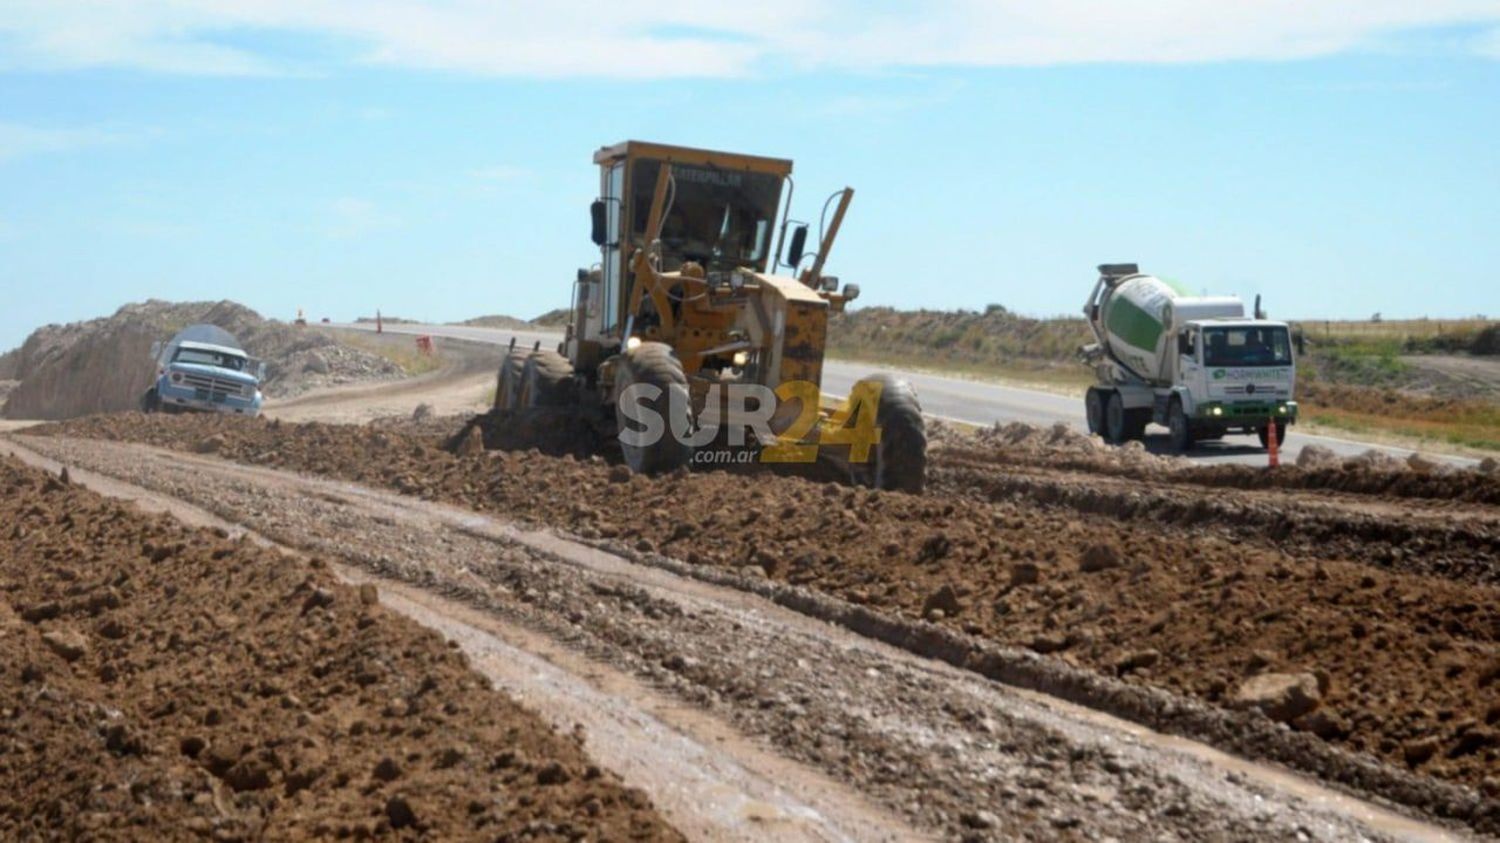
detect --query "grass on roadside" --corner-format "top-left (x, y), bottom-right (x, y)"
top-left (340, 333), bottom-right (445, 376)
top-left (1299, 382), bottom-right (1500, 452)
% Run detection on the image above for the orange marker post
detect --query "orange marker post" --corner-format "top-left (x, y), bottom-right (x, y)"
top-left (1267, 416), bottom-right (1280, 468)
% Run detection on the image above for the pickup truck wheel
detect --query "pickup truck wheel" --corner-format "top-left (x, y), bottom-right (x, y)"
top-left (1257, 421), bottom-right (1287, 449)
top-left (1104, 392), bottom-right (1128, 444)
top-left (1085, 388), bottom-right (1104, 436)
top-left (1168, 400), bottom-right (1194, 454)
top-left (140, 389), bottom-right (160, 414)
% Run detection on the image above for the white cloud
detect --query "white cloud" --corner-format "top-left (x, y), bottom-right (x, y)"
top-left (322, 196), bottom-right (399, 238)
top-left (0, 121), bottom-right (127, 162)
top-left (0, 1), bottom-right (1498, 78)
top-left (1477, 25), bottom-right (1500, 56)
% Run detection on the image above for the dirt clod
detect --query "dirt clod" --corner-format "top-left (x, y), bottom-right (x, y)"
top-left (41, 628), bottom-right (88, 662)
top-left (1079, 543), bottom-right (1123, 573)
top-left (1231, 672), bottom-right (1322, 723)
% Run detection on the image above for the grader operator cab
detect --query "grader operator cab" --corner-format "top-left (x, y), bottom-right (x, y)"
top-left (495, 140), bottom-right (926, 491)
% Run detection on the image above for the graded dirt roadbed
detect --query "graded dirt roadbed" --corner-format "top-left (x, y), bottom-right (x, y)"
top-left (0, 453), bottom-right (678, 841)
top-left (1, 433), bottom-right (1465, 841)
top-left (328, 321), bottom-right (1487, 468)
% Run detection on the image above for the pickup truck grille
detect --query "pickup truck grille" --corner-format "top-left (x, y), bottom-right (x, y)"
top-left (179, 372), bottom-right (248, 400)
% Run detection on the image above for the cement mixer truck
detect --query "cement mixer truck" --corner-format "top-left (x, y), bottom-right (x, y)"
top-left (1081, 264), bottom-right (1296, 453)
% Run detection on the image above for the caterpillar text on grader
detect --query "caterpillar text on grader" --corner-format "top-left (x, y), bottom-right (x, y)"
top-left (493, 140), bottom-right (926, 491)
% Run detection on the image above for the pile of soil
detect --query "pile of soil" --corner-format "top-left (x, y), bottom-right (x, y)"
top-left (938, 420), bottom-right (1500, 506)
top-left (28, 413), bottom-right (1500, 801)
top-left (1, 300), bottom-right (402, 420)
top-left (0, 453), bottom-right (679, 840)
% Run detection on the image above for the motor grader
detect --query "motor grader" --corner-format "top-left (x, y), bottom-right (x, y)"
top-left (494, 140), bottom-right (926, 491)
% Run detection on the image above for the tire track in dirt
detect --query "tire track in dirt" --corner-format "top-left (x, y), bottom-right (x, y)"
top-left (2, 433), bottom-right (1485, 840)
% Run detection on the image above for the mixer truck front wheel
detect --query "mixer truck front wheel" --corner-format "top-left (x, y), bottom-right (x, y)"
top-left (1167, 400), bottom-right (1194, 454)
top-left (1085, 389), bottom-right (1105, 436)
top-left (1104, 392), bottom-right (1128, 444)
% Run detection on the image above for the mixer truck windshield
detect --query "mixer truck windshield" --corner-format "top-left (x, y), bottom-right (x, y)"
top-left (1203, 326), bottom-right (1292, 367)
top-left (630, 159), bottom-right (781, 271)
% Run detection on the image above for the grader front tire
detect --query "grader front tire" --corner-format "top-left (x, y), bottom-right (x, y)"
top-left (614, 342), bottom-right (694, 475)
top-left (494, 349), bottom-right (528, 411)
top-left (850, 374), bottom-right (926, 494)
top-left (520, 350), bottom-right (575, 409)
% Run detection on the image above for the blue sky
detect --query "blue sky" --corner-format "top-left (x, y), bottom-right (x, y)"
top-left (2, 2), bottom-right (1499, 350)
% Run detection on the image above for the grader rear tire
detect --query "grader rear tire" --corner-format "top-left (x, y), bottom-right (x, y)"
top-left (520, 350), bottom-right (575, 409)
top-left (849, 374), bottom-right (926, 494)
top-left (494, 349), bottom-right (528, 411)
top-left (614, 342), bottom-right (694, 475)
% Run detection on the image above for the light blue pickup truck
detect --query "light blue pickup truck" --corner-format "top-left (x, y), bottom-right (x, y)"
top-left (141, 324), bottom-right (265, 416)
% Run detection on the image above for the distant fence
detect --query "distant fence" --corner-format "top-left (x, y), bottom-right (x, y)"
top-left (1291, 318), bottom-right (1496, 343)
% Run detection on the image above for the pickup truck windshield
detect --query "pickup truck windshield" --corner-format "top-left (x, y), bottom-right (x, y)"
top-left (174, 348), bottom-right (248, 371)
top-left (1204, 326), bottom-right (1292, 367)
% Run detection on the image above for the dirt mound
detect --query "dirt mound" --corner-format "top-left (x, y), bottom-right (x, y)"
top-left (1, 300), bottom-right (401, 420)
top-left (30, 412), bottom-right (1500, 805)
top-left (453, 314), bottom-right (535, 330)
top-left (941, 419), bottom-right (1500, 506)
top-left (0, 453), bottom-right (679, 840)
top-left (967, 420), bottom-right (1187, 473)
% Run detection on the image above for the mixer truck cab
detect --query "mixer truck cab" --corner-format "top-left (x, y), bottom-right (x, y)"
top-left (1082, 264), bottom-right (1297, 454)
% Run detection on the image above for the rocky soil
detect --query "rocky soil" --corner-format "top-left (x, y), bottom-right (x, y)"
top-left (0, 453), bottom-right (678, 841)
top-left (1, 300), bottom-right (403, 420)
top-left (5, 434), bottom-right (1464, 841)
top-left (27, 412), bottom-right (1500, 832)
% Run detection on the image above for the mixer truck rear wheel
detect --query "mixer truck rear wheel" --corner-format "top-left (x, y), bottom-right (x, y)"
top-left (520, 350), bottom-right (575, 409)
top-left (1167, 400), bottom-right (1194, 454)
top-left (1104, 392), bottom-right (1128, 444)
top-left (1085, 389), bottom-right (1105, 436)
top-left (495, 350), bottom-right (528, 411)
top-left (848, 374), bottom-right (926, 494)
top-left (1257, 421), bottom-right (1287, 449)
top-left (615, 342), bottom-right (694, 475)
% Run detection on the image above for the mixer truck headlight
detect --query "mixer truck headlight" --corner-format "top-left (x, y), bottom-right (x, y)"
top-left (1210, 405), bottom-right (1223, 416)
top-left (1277, 403), bottom-right (1288, 414)
top-left (732, 350), bottom-right (749, 368)
top-left (625, 336), bottom-right (642, 352)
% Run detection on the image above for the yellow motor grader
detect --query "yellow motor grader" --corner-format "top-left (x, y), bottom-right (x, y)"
top-left (495, 140), bottom-right (925, 491)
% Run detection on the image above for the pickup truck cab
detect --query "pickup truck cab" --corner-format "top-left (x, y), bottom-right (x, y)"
top-left (142, 325), bottom-right (265, 416)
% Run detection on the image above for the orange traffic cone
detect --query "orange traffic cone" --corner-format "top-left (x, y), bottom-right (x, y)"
top-left (1267, 416), bottom-right (1280, 468)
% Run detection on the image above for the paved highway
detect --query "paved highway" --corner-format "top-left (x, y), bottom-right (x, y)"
top-left (333, 322), bottom-right (1475, 468)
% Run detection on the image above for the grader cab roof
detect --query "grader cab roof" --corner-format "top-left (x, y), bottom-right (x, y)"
top-left (593, 140), bottom-right (793, 177)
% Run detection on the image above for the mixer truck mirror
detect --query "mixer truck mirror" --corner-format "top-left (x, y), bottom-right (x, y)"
top-left (785, 225), bottom-right (809, 267)
top-left (590, 200), bottom-right (608, 246)
top-left (1178, 333), bottom-right (1193, 356)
